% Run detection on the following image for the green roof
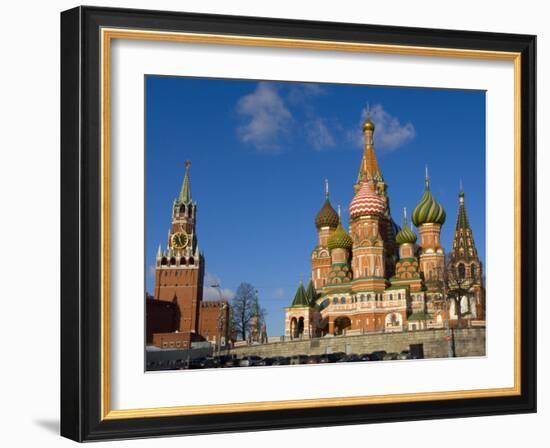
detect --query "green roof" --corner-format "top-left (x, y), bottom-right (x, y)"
top-left (305, 280), bottom-right (317, 306)
top-left (396, 210), bottom-right (418, 245)
top-left (290, 282), bottom-right (310, 308)
top-left (177, 161), bottom-right (192, 204)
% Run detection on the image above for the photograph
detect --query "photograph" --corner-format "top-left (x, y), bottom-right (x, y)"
top-left (56, 4), bottom-right (537, 441)
top-left (144, 76), bottom-right (487, 371)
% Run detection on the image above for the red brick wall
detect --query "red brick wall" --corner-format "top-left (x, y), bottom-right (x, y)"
top-left (198, 301), bottom-right (229, 342)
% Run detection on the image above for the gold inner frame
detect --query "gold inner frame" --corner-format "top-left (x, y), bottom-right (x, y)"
top-left (100, 27), bottom-right (522, 420)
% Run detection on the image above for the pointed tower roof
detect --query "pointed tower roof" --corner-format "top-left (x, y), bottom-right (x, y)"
top-left (177, 160), bottom-right (192, 204)
top-left (290, 280), bottom-right (310, 308)
top-left (450, 188), bottom-right (478, 261)
top-left (305, 279), bottom-right (317, 306)
top-left (356, 117), bottom-right (383, 185)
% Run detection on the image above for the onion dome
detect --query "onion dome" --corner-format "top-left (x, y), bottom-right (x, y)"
top-left (315, 180), bottom-right (339, 229)
top-left (412, 168), bottom-right (446, 227)
top-left (327, 222), bottom-right (353, 251)
top-left (349, 181), bottom-right (385, 219)
top-left (396, 208), bottom-right (417, 245)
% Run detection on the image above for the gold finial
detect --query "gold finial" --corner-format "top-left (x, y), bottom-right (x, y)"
top-left (362, 104), bottom-right (375, 133)
top-left (337, 204), bottom-right (342, 218)
top-left (325, 178), bottom-right (329, 199)
top-left (185, 160), bottom-right (191, 169)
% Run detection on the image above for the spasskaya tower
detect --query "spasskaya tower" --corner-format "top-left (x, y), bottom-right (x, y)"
top-left (153, 161), bottom-right (204, 334)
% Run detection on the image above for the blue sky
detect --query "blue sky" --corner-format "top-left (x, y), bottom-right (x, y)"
top-left (145, 76), bottom-right (486, 336)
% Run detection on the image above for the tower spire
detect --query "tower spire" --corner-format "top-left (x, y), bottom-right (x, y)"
top-left (425, 165), bottom-right (430, 189)
top-left (450, 188), bottom-right (477, 261)
top-left (356, 115), bottom-right (382, 190)
top-left (178, 160), bottom-right (192, 203)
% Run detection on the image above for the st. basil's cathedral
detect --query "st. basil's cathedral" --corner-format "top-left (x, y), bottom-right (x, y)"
top-left (285, 117), bottom-right (486, 339)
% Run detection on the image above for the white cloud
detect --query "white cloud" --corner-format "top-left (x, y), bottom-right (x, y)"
top-left (236, 82), bottom-right (292, 152)
top-left (348, 103), bottom-right (416, 151)
top-left (203, 272), bottom-right (235, 301)
top-left (287, 83), bottom-right (327, 104)
top-left (272, 287), bottom-right (285, 300)
top-left (305, 117), bottom-right (335, 150)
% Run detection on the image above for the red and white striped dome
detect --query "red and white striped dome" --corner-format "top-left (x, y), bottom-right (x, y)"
top-left (349, 182), bottom-right (385, 219)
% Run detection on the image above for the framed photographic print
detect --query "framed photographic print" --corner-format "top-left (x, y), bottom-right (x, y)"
top-left (60, 6), bottom-right (537, 441)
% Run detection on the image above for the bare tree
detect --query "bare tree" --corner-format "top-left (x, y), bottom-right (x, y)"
top-left (230, 283), bottom-right (266, 341)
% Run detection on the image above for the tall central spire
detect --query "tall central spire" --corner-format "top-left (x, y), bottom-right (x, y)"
top-left (356, 116), bottom-right (383, 190)
top-left (177, 160), bottom-right (192, 203)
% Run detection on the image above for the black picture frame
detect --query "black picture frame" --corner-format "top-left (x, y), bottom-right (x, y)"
top-left (61, 5), bottom-right (536, 442)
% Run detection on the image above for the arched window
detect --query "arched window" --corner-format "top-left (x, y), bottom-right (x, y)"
top-left (341, 297), bottom-right (346, 304)
top-left (180, 257), bottom-right (186, 265)
top-left (471, 263), bottom-right (477, 279)
top-left (170, 257), bottom-right (176, 266)
top-left (360, 294), bottom-right (365, 302)
top-left (179, 204), bottom-right (186, 214)
top-left (188, 257), bottom-right (195, 265)
top-left (458, 263), bottom-right (466, 279)
top-left (161, 257), bottom-right (168, 266)
top-left (188, 205), bottom-right (192, 217)
top-left (389, 294), bottom-right (393, 301)
top-left (332, 297), bottom-right (338, 304)
top-left (366, 294), bottom-right (371, 301)
top-left (398, 293), bottom-right (401, 300)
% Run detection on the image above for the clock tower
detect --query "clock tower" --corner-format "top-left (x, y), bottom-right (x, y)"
top-left (153, 161), bottom-right (204, 335)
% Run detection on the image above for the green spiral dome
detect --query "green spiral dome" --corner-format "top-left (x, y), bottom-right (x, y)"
top-left (327, 222), bottom-right (353, 251)
top-left (396, 223), bottom-right (417, 245)
top-left (412, 188), bottom-right (446, 227)
top-left (315, 198), bottom-right (339, 229)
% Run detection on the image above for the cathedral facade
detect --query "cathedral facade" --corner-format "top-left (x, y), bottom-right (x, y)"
top-left (285, 118), bottom-right (485, 339)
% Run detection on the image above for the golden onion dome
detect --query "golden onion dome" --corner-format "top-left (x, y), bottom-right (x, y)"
top-left (363, 117), bottom-right (375, 132)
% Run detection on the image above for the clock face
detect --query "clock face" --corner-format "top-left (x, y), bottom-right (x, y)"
top-left (171, 231), bottom-right (189, 249)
